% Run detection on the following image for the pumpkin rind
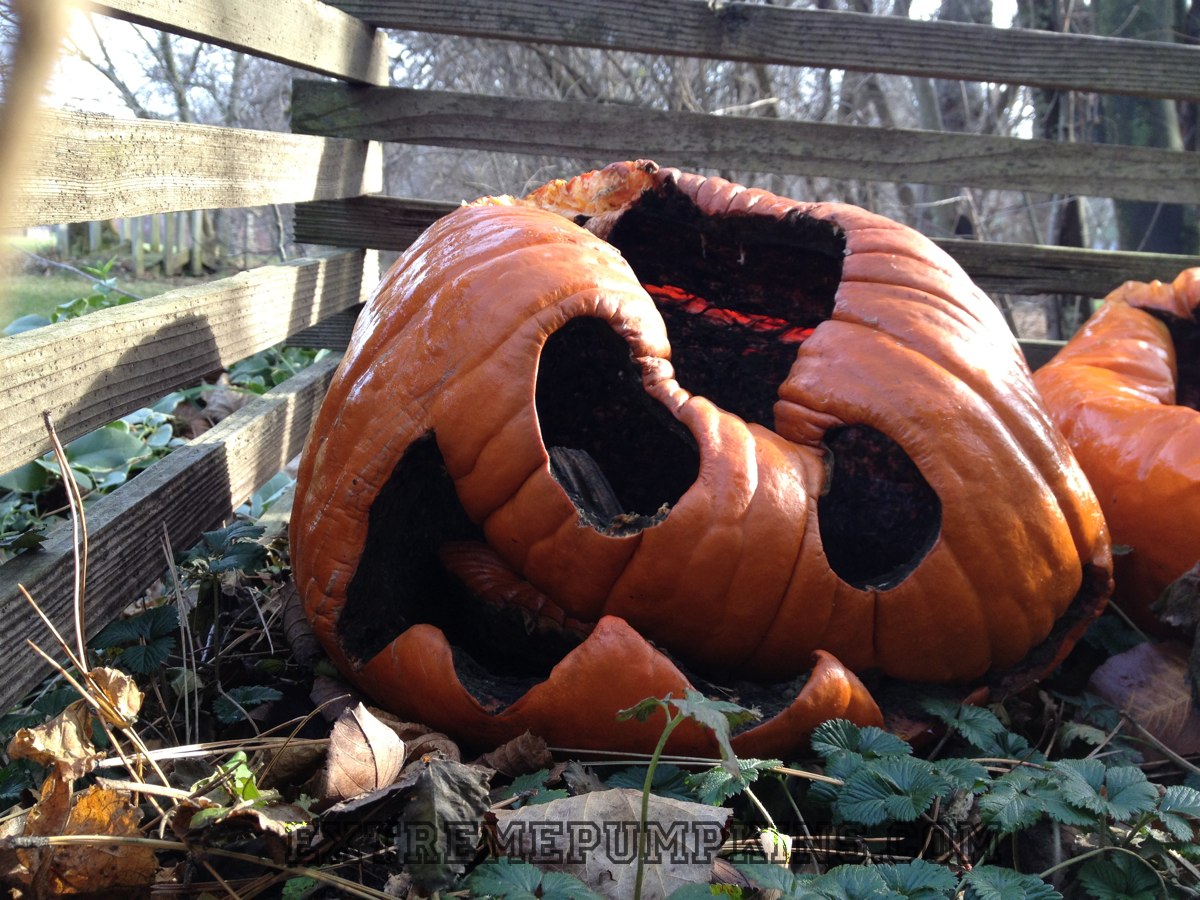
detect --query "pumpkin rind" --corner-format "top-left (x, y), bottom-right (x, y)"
top-left (1034, 268), bottom-right (1200, 627)
top-left (291, 161), bottom-right (1111, 753)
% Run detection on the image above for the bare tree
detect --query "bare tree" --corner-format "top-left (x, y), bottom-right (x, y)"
top-left (0, 3), bottom-right (17, 100)
top-left (1094, 0), bottom-right (1198, 254)
top-left (64, 13), bottom-right (299, 268)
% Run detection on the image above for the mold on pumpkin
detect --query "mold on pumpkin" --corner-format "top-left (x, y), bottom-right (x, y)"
top-left (291, 161), bottom-right (1111, 755)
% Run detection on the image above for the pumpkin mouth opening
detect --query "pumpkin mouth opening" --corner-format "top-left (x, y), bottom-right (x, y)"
top-left (338, 434), bottom-right (588, 678)
top-left (537, 316), bottom-right (700, 534)
top-left (602, 181), bottom-right (845, 430)
top-left (818, 425), bottom-right (942, 590)
top-left (1150, 312), bottom-right (1200, 410)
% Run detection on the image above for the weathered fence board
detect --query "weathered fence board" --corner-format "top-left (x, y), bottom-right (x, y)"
top-left (293, 195), bottom-right (446, 250)
top-left (293, 196), bottom-right (1200, 298)
top-left (286, 307), bottom-right (364, 349)
top-left (0, 250), bottom-right (376, 474)
top-left (11, 110), bottom-right (383, 226)
top-left (326, 0), bottom-right (1200, 100)
top-left (935, 240), bottom-right (1200, 298)
top-left (87, 0), bottom-right (389, 85)
top-left (0, 356), bottom-right (337, 713)
top-left (292, 83), bottom-right (1196, 205)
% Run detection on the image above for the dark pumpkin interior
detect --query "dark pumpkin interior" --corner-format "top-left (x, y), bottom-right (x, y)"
top-left (1146, 311), bottom-right (1200, 410)
top-left (604, 180), bottom-right (844, 432)
top-left (338, 433), bottom-right (586, 684)
top-left (536, 316), bottom-right (698, 533)
top-left (818, 425), bottom-right (942, 590)
top-left (337, 180), bottom-right (945, 707)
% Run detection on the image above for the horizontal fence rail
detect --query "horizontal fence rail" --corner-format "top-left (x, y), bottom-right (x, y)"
top-left (0, 250), bottom-right (376, 474)
top-left (293, 196), bottom-right (1200, 299)
top-left (88, 0), bottom-right (389, 85)
top-left (0, 356), bottom-right (339, 713)
top-left (12, 110), bottom-right (382, 226)
top-left (326, 0), bottom-right (1200, 100)
top-left (292, 83), bottom-right (1197, 205)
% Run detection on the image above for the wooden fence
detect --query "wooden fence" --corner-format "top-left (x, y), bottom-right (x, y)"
top-left (0, 0), bottom-right (1197, 712)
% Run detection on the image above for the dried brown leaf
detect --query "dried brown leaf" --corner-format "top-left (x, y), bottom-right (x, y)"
top-left (316, 703), bottom-right (406, 804)
top-left (310, 674), bottom-right (363, 723)
top-left (403, 731), bottom-right (461, 768)
top-left (23, 770), bottom-right (72, 839)
top-left (8, 700), bottom-right (102, 781)
top-left (202, 377), bottom-right (249, 423)
top-left (1088, 639), bottom-right (1200, 757)
top-left (280, 582), bottom-right (324, 668)
top-left (1154, 562), bottom-right (1200, 628)
top-left (0, 806), bottom-right (28, 885)
top-left (173, 798), bottom-right (311, 864)
top-left (559, 760), bottom-right (606, 796)
top-left (371, 707), bottom-right (434, 742)
top-left (259, 742), bottom-right (327, 791)
top-left (87, 667), bottom-right (143, 726)
top-left (475, 731), bottom-right (553, 777)
top-left (24, 786), bottom-right (157, 895)
top-left (490, 787), bottom-right (730, 900)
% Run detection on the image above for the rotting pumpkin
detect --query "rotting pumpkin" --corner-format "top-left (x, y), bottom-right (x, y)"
top-left (290, 161), bottom-right (1112, 756)
top-left (1034, 268), bottom-right (1200, 633)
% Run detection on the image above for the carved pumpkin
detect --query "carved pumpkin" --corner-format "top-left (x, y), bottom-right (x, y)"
top-left (1034, 269), bottom-right (1199, 630)
top-left (291, 161), bottom-right (1111, 755)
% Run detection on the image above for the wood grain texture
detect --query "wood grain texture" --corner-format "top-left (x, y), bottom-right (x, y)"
top-left (325, 0), bottom-right (1200, 100)
top-left (88, 0), bottom-right (389, 85)
top-left (293, 196), bottom-right (1200, 298)
top-left (936, 239), bottom-right (1200, 297)
top-left (293, 195), bottom-right (445, 248)
top-left (0, 356), bottom-right (338, 713)
top-left (285, 306), bottom-right (364, 349)
top-left (0, 250), bottom-right (376, 474)
top-left (291, 83), bottom-right (1196, 205)
top-left (11, 110), bottom-right (383, 226)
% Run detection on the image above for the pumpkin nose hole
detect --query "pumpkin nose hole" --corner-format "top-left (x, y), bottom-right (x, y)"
top-left (818, 425), bottom-right (942, 590)
top-left (536, 316), bottom-right (700, 534)
top-left (603, 183), bottom-right (844, 430)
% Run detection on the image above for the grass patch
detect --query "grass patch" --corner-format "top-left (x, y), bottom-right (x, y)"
top-left (0, 266), bottom-right (221, 324)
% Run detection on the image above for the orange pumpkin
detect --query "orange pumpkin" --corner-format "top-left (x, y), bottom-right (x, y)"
top-left (1034, 268), bottom-right (1199, 630)
top-left (291, 161), bottom-right (1111, 755)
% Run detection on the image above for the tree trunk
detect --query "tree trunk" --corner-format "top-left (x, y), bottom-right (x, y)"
top-left (1095, 0), bottom-right (1199, 253)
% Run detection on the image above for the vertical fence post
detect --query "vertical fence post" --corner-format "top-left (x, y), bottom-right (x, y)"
top-left (131, 216), bottom-right (144, 278)
top-left (164, 212), bottom-right (176, 275)
top-left (190, 209), bottom-right (203, 276)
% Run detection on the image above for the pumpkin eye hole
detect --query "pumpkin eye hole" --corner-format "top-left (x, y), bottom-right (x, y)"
top-left (536, 316), bottom-right (700, 534)
top-left (1152, 313), bottom-right (1200, 410)
top-left (603, 183), bottom-right (845, 430)
top-left (818, 425), bottom-right (942, 590)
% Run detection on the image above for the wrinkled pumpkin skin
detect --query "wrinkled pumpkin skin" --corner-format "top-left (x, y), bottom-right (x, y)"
top-left (291, 161), bottom-right (1111, 754)
top-left (1034, 269), bottom-right (1200, 629)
